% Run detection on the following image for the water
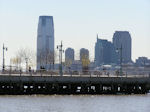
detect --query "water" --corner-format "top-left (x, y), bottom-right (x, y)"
top-left (0, 95), bottom-right (150, 112)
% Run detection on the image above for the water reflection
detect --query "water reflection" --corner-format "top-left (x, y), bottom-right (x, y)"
top-left (0, 94), bottom-right (150, 112)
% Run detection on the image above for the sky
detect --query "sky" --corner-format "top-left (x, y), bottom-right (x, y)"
top-left (0, 0), bottom-right (150, 66)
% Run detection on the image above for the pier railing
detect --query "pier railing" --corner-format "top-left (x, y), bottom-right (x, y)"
top-left (0, 69), bottom-right (149, 78)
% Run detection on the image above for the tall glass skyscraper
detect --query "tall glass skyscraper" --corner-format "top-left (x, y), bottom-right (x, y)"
top-left (113, 31), bottom-right (132, 63)
top-left (37, 16), bottom-right (54, 70)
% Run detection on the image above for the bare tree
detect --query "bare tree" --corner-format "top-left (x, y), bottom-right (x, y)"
top-left (11, 56), bottom-right (22, 70)
top-left (37, 50), bottom-right (45, 69)
top-left (37, 49), bottom-right (56, 70)
top-left (65, 58), bottom-right (72, 73)
top-left (15, 48), bottom-right (36, 71)
top-left (81, 54), bottom-right (90, 73)
top-left (45, 49), bottom-right (55, 70)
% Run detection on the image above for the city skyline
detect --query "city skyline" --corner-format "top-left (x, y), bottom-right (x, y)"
top-left (0, 0), bottom-right (150, 66)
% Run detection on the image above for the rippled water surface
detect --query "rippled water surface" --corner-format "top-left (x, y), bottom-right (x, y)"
top-left (0, 94), bottom-right (150, 112)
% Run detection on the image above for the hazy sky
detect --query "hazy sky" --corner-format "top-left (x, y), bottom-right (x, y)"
top-left (0, 0), bottom-right (150, 66)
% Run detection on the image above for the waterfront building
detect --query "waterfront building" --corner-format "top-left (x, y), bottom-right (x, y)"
top-left (37, 16), bottom-right (55, 70)
top-left (65, 48), bottom-right (75, 70)
top-left (135, 57), bottom-right (150, 66)
top-left (80, 48), bottom-right (89, 61)
top-left (71, 60), bottom-right (82, 72)
top-left (94, 35), bottom-right (117, 67)
top-left (113, 31), bottom-right (132, 63)
top-left (65, 48), bottom-right (74, 63)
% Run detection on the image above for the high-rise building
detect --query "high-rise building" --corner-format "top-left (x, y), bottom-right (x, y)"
top-left (113, 31), bottom-right (132, 63)
top-left (37, 16), bottom-right (54, 70)
top-left (65, 47), bottom-right (74, 63)
top-left (95, 35), bottom-right (117, 66)
top-left (80, 48), bottom-right (89, 61)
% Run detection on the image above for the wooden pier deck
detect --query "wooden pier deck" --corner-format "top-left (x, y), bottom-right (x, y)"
top-left (0, 74), bottom-right (150, 95)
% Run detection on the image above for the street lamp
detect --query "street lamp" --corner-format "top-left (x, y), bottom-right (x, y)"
top-left (116, 44), bottom-right (123, 76)
top-left (57, 41), bottom-right (64, 76)
top-left (94, 58), bottom-right (97, 68)
top-left (2, 43), bottom-right (8, 72)
top-left (25, 58), bottom-right (28, 73)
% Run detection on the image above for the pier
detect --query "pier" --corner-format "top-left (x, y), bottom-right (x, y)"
top-left (0, 73), bottom-right (150, 95)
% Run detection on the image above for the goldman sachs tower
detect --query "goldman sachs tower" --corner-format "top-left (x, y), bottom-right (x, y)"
top-left (37, 16), bottom-right (54, 70)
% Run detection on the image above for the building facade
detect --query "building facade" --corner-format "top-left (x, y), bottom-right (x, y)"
top-left (113, 31), bottom-right (132, 63)
top-left (65, 47), bottom-right (74, 65)
top-left (94, 36), bottom-right (117, 67)
top-left (80, 48), bottom-right (89, 61)
top-left (37, 16), bottom-right (55, 70)
top-left (135, 57), bottom-right (150, 66)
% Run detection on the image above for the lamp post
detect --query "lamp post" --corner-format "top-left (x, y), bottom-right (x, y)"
top-left (57, 41), bottom-right (64, 76)
top-left (25, 58), bottom-right (28, 73)
top-left (2, 44), bottom-right (8, 72)
top-left (116, 44), bottom-right (123, 76)
top-left (94, 59), bottom-right (97, 68)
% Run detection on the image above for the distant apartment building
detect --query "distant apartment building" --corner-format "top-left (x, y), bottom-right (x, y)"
top-left (135, 57), bottom-right (150, 66)
top-left (113, 31), bottom-right (132, 63)
top-left (94, 35), bottom-right (117, 67)
top-left (37, 16), bottom-right (55, 70)
top-left (65, 47), bottom-right (74, 64)
top-left (71, 60), bottom-right (82, 71)
top-left (80, 48), bottom-right (89, 61)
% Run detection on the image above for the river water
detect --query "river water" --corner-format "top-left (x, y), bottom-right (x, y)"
top-left (0, 94), bottom-right (150, 112)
